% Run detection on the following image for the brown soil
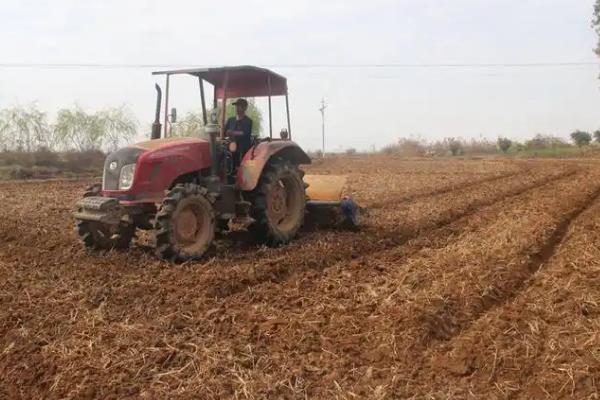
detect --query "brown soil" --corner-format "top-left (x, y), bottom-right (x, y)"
top-left (0, 155), bottom-right (598, 399)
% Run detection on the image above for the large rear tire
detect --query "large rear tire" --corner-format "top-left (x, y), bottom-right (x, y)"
top-left (249, 162), bottom-right (306, 245)
top-left (155, 183), bottom-right (216, 262)
top-left (76, 220), bottom-right (134, 250)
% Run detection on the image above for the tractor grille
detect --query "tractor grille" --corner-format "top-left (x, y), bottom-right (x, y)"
top-left (102, 147), bottom-right (144, 190)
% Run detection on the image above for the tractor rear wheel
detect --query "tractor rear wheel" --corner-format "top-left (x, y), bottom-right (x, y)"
top-left (77, 220), bottom-right (135, 250)
top-left (249, 161), bottom-right (306, 245)
top-left (155, 183), bottom-right (216, 262)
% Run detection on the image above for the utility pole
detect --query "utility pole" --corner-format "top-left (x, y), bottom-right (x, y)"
top-left (319, 98), bottom-right (327, 157)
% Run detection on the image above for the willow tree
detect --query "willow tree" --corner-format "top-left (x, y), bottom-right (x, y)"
top-left (171, 111), bottom-right (205, 138)
top-left (0, 105), bottom-right (52, 151)
top-left (54, 106), bottom-right (137, 152)
top-left (96, 107), bottom-right (138, 151)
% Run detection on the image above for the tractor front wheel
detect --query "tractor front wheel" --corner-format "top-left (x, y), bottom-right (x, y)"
top-left (155, 183), bottom-right (216, 262)
top-left (249, 162), bottom-right (306, 245)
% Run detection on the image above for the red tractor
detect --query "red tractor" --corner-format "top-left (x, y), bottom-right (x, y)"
top-left (74, 66), bottom-right (360, 261)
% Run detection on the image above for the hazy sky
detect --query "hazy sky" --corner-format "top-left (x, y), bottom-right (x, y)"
top-left (0, 0), bottom-right (599, 151)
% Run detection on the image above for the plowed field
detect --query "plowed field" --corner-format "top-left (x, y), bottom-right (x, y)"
top-left (1, 156), bottom-right (599, 399)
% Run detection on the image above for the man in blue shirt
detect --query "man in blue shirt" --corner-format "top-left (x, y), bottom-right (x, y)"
top-left (224, 99), bottom-right (253, 168)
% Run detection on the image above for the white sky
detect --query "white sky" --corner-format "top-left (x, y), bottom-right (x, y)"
top-left (0, 0), bottom-right (599, 151)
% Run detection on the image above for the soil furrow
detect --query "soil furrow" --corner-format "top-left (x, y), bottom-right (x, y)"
top-left (203, 169), bottom-right (596, 399)
top-left (412, 186), bottom-right (600, 400)
top-left (444, 181), bottom-right (600, 343)
top-left (369, 170), bottom-right (522, 209)
top-left (205, 168), bottom-right (578, 299)
top-left (1, 157), bottom-right (597, 400)
top-left (414, 177), bottom-right (600, 351)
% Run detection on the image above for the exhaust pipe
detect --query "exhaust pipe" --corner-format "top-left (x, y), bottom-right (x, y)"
top-left (151, 84), bottom-right (162, 140)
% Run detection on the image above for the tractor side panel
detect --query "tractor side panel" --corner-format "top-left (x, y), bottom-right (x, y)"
top-left (103, 140), bottom-right (212, 203)
top-left (237, 141), bottom-right (311, 191)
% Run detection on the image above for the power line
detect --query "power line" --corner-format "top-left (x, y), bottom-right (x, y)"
top-left (275, 62), bottom-right (599, 68)
top-left (0, 62), bottom-right (597, 70)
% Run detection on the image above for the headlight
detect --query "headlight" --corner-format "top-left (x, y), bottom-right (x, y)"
top-left (119, 163), bottom-right (136, 190)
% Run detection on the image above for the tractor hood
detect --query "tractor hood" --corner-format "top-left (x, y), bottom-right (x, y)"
top-left (102, 136), bottom-right (211, 193)
top-left (130, 136), bottom-right (208, 151)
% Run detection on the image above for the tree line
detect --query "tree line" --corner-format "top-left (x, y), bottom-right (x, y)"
top-left (377, 130), bottom-right (600, 157)
top-left (497, 130), bottom-right (600, 153)
top-left (0, 104), bottom-right (137, 153)
top-left (0, 99), bottom-right (265, 153)
top-left (2, 103), bottom-right (598, 158)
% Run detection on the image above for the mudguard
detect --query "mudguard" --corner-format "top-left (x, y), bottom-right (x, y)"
top-left (236, 140), bottom-right (311, 191)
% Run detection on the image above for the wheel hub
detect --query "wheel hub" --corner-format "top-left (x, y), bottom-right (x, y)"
top-left (268, 183), bottom-right (288, 224)
top-left (175, 208), bottom-right (200, 242)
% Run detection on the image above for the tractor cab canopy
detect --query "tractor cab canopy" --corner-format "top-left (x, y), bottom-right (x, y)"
top-left (153, 66), bottom-right (291, 139)
top-left (153, 66), bottom-right (287, 98)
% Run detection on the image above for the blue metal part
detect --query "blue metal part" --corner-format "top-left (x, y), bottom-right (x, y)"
top-left (340, 197), bottom-right (360, 228)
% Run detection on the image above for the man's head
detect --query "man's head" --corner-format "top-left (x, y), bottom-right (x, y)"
top-left (232, 98), bottom-right (248, 117)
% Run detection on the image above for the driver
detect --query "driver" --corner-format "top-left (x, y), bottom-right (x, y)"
top-left (225, 98), bottom-right (253, 168)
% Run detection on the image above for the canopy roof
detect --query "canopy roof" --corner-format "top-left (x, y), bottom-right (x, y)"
top-left (152, 65), bottom-right (287, 98)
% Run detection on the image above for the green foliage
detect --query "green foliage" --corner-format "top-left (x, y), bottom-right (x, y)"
top-left (510, 141), bottom-right (525, 153)
top-left (0, 104), bottom-right (137, 153)
top-left (570, 130), bottom-right (592, 147)
top-left (0, 104), bottom-right (52, 152)
top-left (171, 111), bottom-right (205, 138)
top-left (171, 99), bottom-right (264, 138)
top-left (516, 146), bottom-right (585, 158)
top-left (525, 134), bottom-right (569, 150)
top-left (96, 107), bottom-right (137, 151)
top-left (497, 137), bottom-right (512, 153)
top-left (54, 107), bottom-right (104, 152)
top-left (445, 137), bottom-right (463, 156)
top-left (54, 105), bottom-right (137, 152)
top-left (594, 130), bottom-right (600, 143)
